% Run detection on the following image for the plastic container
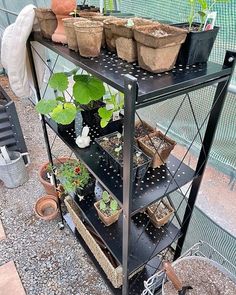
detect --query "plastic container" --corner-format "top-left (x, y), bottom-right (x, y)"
top-left (173, 22), bottom-right (219, 65)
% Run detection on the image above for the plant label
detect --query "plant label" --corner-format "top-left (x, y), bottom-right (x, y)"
top-left (203, 11), bottom-right (217, 31)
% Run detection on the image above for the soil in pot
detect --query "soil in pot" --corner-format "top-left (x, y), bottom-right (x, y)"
top-left (146, 198), bottom-right (174, 228)
top-left (173, 22), bottom-right (219, 66)
top-left (134, 24), bottom-right (187, 73)
top-left (138, 131), bottom-right (176, 168)
top-left (78, 11), bottom-right (101, 19)
top-left (62, 17), bottom-right (89, 51)
top-left (96, 132), bottom-right (151, 180)
top-left (135, 121), bottom-right (155, 140)
top-left (112, 18), bottom-right (154, 62)
top-left (34, 195), bottom-right (59, 221)
top-left (74, 21), bottom-right (103, 57)
top-left (34, 8), bottom-right (57, 39)
top-left (163, 257), bottom-right (236, 295)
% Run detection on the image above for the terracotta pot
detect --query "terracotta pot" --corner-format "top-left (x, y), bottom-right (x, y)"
top-left (34, 195), bottom-right (59, 221)
top-left (34, 8), bottom-right (57, 39)
top-left (51, 0), bottom-right (77, 44)
top-left (74, 21), bottom-right (103, 57)
top-left (38, 157), bottom-right (71, 197)
top-left (62, 17), bottom-right (89, 51)
top-left (134, 24), bottom-right (187, 73)
top-left (94, 201), bottom-right (122, 226)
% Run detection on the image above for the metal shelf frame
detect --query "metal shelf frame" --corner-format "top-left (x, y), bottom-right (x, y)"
top-left (27, 32), bottom-right (236, 295)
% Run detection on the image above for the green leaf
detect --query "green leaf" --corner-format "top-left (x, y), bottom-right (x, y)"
top-left (198, 0), bottom-right (208, 10)
top-left (101, 118), bottom-right (109, 128)
top-left (102, 191), bottom-right (110, 203)
top-left (56, 96), bottom-right (65, 102)
top-left (110, 200), bottom-right (118, 212)
top-left (73, 75), bottom-right (105, 104)
top-left (49, 73), bottom-right (69, 92)
top-left (98, 107), bottom-right (113, 120)
top-left (99, 200), bottom-right (106, 211)
top-left (51, 103), bottom-right (77, 125)
top-left (36, 99), bottom-right (57, 115)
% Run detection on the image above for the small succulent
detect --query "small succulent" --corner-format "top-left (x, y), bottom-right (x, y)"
top-left (99, 191), bottom-right (119, 216)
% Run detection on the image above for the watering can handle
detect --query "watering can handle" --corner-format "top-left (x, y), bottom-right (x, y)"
top-left (0, 146), bottom-right (11, 163)
top-left (21, 153), bottom-right (30, 167)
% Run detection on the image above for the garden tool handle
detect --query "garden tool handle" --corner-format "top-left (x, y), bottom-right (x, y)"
top-left (0, 146), bottom-right (11, 163)
top-left (21, 152), bottom-right (30, 167)
top-left (163, 261), bottom-right (183, 291)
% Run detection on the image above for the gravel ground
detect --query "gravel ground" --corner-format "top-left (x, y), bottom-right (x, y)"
top-left (0, 76), bottom-right (111, 295)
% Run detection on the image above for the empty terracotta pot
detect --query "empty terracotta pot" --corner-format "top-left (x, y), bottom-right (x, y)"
top-left (34, 195), bottom-right (59, 221)
top-left (74, 21), bottom-right (103, 57)
top-left (51, 0), bottom-right (77, 43)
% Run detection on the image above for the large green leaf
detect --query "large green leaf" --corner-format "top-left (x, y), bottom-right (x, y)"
top-left (49, 73), bottom-right (69, 92)
top-left (36, 99), bottom-right (57, 115)
top-left (51, 103), bottom-right (77, 125)
top-left (98, 107), bottom-right (113, 120)
top-left (73, 75), bottom-right (105, 104)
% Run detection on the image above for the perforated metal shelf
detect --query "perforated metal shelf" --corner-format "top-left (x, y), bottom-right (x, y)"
top-left (31, 32), bottom-right (231, 103)
top-left (46, 115), bottom-right (195, 215)
top-left (72, 183), bottom-right (180, 276)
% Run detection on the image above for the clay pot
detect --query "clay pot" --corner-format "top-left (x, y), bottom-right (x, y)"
top-left (94, 201), bottom-right (122, 226)
top-left (74, 21), bottom-right (103, 57)
top-left (62, 17), bottom-right (89, 51)
top-left (34, 195), bottom-right (59, 221)
top-left (34, 8), bottom-right (57, 39)
top-left (38, 157), bottom-right (71, 197)
top-left (51, 0), bottom-right (77, 44)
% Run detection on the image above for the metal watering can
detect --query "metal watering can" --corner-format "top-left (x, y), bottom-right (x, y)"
top-left (0, 146), bottom-right (30, 188)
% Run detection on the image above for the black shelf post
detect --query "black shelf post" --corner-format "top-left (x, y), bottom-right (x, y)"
top-left (122, 75), bottom-right (138, 294)
top-left (174, 50), bottom-right (236, 259)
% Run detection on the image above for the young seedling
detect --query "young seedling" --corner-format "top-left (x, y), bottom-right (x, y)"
top-left (102, 190), bottom-right (110, 203)
top-left (110, 200), bottom-right (118, 212)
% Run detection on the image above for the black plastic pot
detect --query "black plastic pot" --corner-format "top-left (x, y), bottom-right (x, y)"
top-left (76, 177), bottom-right (96, 197)
top-left (96, 132), bottom-right (151, 181)
top-left (94, 113), bottom-right (123, 136)
top-left (173, 22), bottom-right (219, 66)
top-left (80, 100), bottom-right (104, 127)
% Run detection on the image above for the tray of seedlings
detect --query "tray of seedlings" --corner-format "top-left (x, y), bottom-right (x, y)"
top-left (96, 131), bottom-right (151, 181)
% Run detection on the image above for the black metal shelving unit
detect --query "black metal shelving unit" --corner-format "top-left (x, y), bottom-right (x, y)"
top-left (28, 32), bottom-right (236, 295)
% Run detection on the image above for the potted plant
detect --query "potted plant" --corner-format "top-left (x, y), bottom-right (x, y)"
top-left (134, 24), bottom-right (187, 73)
top-left (111, 18), bottom-right (154, 62)
top-left (62, 17), bottom-right (89, 51)
top-left (96, 132), bottom-right (151, 180)
top-left (173, 0), bottom-right (229, 65)
top-left (137, 130), bottom-right (176, 168)
top-left (146, 197), bottom-right (174, 228)
top-left (94, 190), bottom-right (122, 226)
top-left (56, 158), bottom-right (95, 196)
top-left (38, 157), bottom-right (70, 196)
top-left (95, 91), bottom-right (124, 135)
top-left (51, 0), bottom-right (77, 44)
top-left (72, 74), bottom-right (106, 125)
top-left (34, 8), bottom-right (58, 40)
top-left (74, 21), bottom-right (104, 57)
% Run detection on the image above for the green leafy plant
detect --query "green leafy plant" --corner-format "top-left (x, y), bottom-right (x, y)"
top-left (36, 70), bottom-right (105, 125)
top-left (98, 92), bottom-right (124, 128)
top-left (56, 159), bottom-right (90, 194)
top-left (99, 191), bottom-right (119, 216)
top-left (187, 0), bottom-right (230, 31)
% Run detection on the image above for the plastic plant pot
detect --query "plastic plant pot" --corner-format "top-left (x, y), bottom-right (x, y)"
top-left (76, 177), bottom-right (96, 197)
top-left (94, 113), bottom-right (124, 136)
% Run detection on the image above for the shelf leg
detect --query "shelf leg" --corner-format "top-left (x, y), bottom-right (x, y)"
top-left (26, 39), bottom-right (64, 226)
top-left (174, 51), bottom-right (236, 259)
top-left (122, 75), bottom-right (138, 295)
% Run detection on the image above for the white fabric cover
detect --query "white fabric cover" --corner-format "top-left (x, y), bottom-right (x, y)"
top-left (1, 4), bottom-right (45, 99)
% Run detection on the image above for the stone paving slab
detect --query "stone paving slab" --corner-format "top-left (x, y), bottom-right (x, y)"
top-left (0, 261), bottom-right (26, 295)
top-left (0, 219), bottom-right (6, 241)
